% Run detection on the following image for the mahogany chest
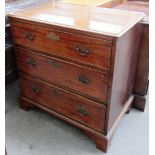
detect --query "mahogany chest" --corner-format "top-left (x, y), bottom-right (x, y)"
top-left (8, 2), bottom-right (144, 152)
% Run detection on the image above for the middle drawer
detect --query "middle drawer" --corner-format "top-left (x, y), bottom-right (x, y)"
top-left (16, 47), bottom-right (109, 103)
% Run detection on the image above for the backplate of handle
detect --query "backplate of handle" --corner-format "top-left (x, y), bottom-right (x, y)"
top-left (48, 59), bottom-right (60, 68)
top-left (52, 88), bottom-right (62, 96)
top-left (76, 75), bottom-right (90, 84)
top-left (24, 32), bottom-right (35, 42)
top-left (78, 106), bottom-right (89, 116)
top-left (76, 45), bottom-right (91, 56)
top-left (31, 86), bottom-right (40, 95)
top-left (47, 32), bottom-right (60, 42)
top-left (27, 58), bottom-right (37, 67)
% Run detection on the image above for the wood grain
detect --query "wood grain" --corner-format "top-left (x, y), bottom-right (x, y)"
top-left (105, 24), bottom-right (142, 132)
top-left (15, 47), bottom-right (109, 103)
top-left (20, 74), bottom-right (107, 132)
top-left (11, 21), bottom-right (112, 70)
top-left (9, 2), bottom-right (145, 152)
top-left (112, 1), bottom-right (149, 111)
top-left (134, 23), bottom-right (149, 95)
top-left (8, 2), bottom-right (144, 37)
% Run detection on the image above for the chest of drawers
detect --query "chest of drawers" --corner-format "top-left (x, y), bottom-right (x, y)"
top-left (8, 2), bottom-right (144, 152)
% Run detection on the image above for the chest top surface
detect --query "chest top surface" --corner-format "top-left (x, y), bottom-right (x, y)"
top-left (8, 2), bottom-right (144, 37)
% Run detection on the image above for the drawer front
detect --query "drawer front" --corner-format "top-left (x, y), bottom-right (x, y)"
top-left (12, 21), bottom-right (112, 70)
top-left (20, 74), bottom-right (106, 132)
top-left (16, 47), bottom-right (109, 102)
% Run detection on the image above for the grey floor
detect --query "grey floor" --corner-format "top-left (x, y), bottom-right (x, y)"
top-left (6, 81), bottom-right (149, 155)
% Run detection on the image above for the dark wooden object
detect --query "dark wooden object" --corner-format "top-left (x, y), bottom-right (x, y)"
top-left (113, 1), bottom-right (149, 111)
top-left (8, 2), bottom-right (144, 152)
top-left (5, 26), bottom-right (18, 85)
top-left (133, 24), bottom-right (149, 111)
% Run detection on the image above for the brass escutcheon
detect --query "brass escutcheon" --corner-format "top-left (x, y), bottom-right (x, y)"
top-left (48, 60), bottom-right (60, 68)
top-left (47, 32), bottom-right (60, 42)
top-left (78, 106), bottom-right (89, 116)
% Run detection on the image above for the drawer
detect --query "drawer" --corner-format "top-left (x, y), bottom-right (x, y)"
top-left (16, 47), bottom-right (109, 103)
top-left (20, 74), bottom-right (106, 132)
top-left (12, 21), bottom-right (112, 70)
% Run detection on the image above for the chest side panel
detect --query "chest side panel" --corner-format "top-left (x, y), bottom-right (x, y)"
top-left (105, 23), bottom-right (143, 133)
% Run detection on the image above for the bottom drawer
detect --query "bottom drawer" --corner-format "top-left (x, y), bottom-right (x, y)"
top-left (20, 74), bottom-right (106, 132)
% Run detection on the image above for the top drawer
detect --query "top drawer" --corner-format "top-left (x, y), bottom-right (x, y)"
top-left (11, 22), bottom-right (112, 70)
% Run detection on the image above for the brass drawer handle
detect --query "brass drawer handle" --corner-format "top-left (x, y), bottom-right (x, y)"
top-left (48, 60), bottom-right (60, 68)
top-left (31, 86), bottom-right (40, 95)
top-left (27, 58), bottom-right (37, 67)
top-left (47, 32), bottom-right (60, 42)
top-left (76, 75), bottom-right (90, 84)
top-left (78, 106), bottom-right (89, 116)
top-left (52, 88), bottom-right (62, 96)
top-left (24, 32), bottom-right (35, 42)
top-left (76, 46), bottom-right (91, 56)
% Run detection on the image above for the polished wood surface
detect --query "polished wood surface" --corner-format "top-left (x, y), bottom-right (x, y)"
top-left (133, 24), bottom-right (149, 111)
top-left (106, 23), bottom-right (142, 131)
top-left (8, 2), bottom-right (144, 37)
top-left (20, 74), bottom-right (107, 132)
top-left (11, 21), bottom-right (112, 70)
top-left (9, 2), bottom-right (144, 152)
top-left (16, 47), bottom-right (109, 102)
top-left (112, 1), bottom-right (149, 111)
top-left (134, 24), bottom-right (149, 95)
